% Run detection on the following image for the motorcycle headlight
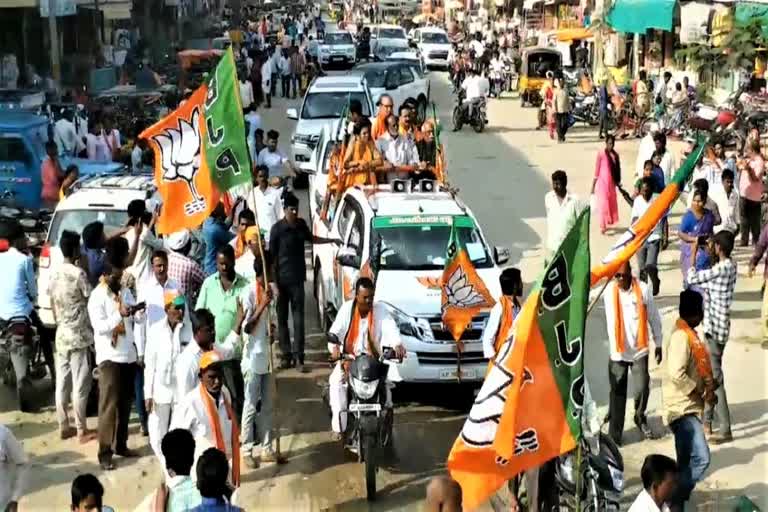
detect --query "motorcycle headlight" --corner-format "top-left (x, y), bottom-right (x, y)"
top-left (381, 302), bottom-right (434, 342)
top-left (350, 376), bottom-right (379, 400)
top-left (608, 465), bottom-right (624, 492)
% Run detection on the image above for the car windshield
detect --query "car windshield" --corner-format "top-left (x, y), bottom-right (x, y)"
top-left (325, 32), bottom-right (353, 45)
top-left (47, 209), bottom-right (128, 246)
top-left (422, 32), bottom-right (449, 44)
top-left (372, 215), bottom-right (492, 270)
top-left (362, 68), bottom-right (387, 88)
top-left (379, 28), bottom-right (406, 39)
top-left (376, 44), bottom-right (406, 58)
top-left (302, 91), bottom-right (371, 119)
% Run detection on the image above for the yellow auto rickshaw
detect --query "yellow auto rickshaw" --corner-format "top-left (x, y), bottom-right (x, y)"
top-left (518, 47), bottom-right (562, 107)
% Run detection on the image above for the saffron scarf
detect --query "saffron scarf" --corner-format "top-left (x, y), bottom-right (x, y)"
top-left (199, 384), bottom-right (241, 488)
top-left (344, 304), bottom-right (376, 357)
top-left (493, 295), bottom-right (517, 355)
top-left (613, 279), bottom-right (648, 354)
top-left (674, 318), bottom-right (714, 382)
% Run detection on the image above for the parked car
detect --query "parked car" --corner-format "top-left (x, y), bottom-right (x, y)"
top-left (370, 24), bottom-right (409, 57)
top-left (348, 61), bottom-right (430, 120)
top-left (371, 38), bottom-right (411, 61)
top-left (318, 30), bottom-right (357, 68)
top-left (412, 27), bottom-right (451, 69)
top-left (287, 75), bottom-right (374, 167)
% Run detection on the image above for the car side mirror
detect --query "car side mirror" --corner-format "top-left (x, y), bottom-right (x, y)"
top-left (494, 246), bottom-right (510, 265)
top-left (286, 108), bottom-right (299, 120)
top-left (336, 246), bottom-right (361, 268)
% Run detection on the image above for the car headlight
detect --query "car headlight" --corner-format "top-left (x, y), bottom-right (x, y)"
top-left (320, 47), bottom-right (330, 54)
top-left (350, 376), bottom-right (379, 400)
top-left (381, 302), bottom-right (434, 342)
top-left (292, 134), bottom-right (317, 145)
top-left (608, 465), bottom-right (624, 492)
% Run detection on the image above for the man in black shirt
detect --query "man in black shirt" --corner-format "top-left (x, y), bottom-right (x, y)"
top-left (268, 193), bottom-right (340, 372)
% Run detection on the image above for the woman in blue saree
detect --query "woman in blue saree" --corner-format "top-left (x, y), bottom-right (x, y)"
top-left (679, 189), bottom-right (716, 292)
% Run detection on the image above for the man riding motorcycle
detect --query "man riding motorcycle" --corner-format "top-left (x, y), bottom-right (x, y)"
top-left (456, 66), bottom-right (489, 126)
top-left (327, 277), bottom-right (406, 441)
top-left (0, 219), bottom-right (38, 409)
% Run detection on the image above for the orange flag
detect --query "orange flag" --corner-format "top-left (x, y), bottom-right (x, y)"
top-left (447, 209), bottom-right (591, 510)
top-left (140, 86), bottom-right (220, 234)
top-left (440, 222), bottom-right (495, 346)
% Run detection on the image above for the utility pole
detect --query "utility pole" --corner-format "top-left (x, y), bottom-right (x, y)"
top-left (47, 0), bottom-right (61, 84)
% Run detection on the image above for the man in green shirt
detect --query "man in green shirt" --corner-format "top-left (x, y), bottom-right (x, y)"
top-left (196, 244), bottom-right (248, 421)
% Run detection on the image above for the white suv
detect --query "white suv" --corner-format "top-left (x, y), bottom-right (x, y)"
top-left (287, 75), bottom-right (374, 166)
top-left (412, 27), bottom-right (452, 69)
top-left (312, 184), bottom-right (510, 383)
top-left (36, 174), bottom-right (159, 328)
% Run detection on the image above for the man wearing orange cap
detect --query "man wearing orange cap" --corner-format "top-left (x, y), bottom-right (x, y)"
top-left (234, 226), bottom-right (269, 283)
top-left (143, 290), bottom-right (188, 466)
top-left (171, 348), bottom-right (241, 490)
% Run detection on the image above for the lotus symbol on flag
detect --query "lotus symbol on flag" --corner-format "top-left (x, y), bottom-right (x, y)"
top-left (153, 107), bottom-right (206, 216)
top-left (443, 266), bottom-right (487, 310)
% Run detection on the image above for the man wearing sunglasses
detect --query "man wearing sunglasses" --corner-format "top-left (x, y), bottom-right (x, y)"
top-left (603, 261), bottom-right (663, 445)
top-left (269, 193), bottom-right (341, 372)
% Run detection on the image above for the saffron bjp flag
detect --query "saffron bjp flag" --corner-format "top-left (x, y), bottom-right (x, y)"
top-left (590, 138), bottom-right (707, 285)
top-left (440, 220), bottom-right (495, 345)
top-left (140, 47), bottom-right (252, 234)
top-left (447, 208), bottom-right (591, 510)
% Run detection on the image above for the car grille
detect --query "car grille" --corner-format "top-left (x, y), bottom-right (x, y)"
top-left (427, 314), bottom-right (488, 342)
top-left (428, 51), bottom-right (449, 59)
top-left (416, 351), bottom-right (488, 365)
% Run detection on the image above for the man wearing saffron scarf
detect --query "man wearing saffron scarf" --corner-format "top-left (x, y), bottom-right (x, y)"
top-left (371, 94), bottom-right (393, 141)
top-left (172, 350), bottom-right (241, 490)
top-left (481, 268), bottom-right (522, 359)
top-left (603, 261), bottom-right (663, 445)
top-left (327, 277), bottom-right (405, 441)
top-left (662, 289), bottom-right (717, 512)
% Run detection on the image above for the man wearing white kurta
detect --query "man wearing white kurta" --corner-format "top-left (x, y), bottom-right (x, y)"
top-left (143, 292), bottom-right (188, 464)
top-left (327, 278), bottom-right (404, 438)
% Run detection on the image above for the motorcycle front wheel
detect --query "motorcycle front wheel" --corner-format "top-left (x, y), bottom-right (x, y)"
top-left (452, 106), bottom-right (463, 131)
top-left (364, 433), bottom-right (378, 501)
top-left (473, 117), bottom-right (485, 133)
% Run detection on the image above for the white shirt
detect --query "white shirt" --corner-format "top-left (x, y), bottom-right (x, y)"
top-left (380, 134), bottom-right (419, 170)
top-left (239, 80), bottom-right (254, 108)
top-left (124, 225), bottom-right (164, 287)
top-left (144, 320), bottom-right (186, 405)
top-left (469, 39), bottom-right (485, 58)
top-left (101, 128), bottom-right (121, 160)
top-left (658, 150), bottom-right (676, 183)
top-left (131, 145), bottom-right (143, 173)
top-left (235, 251), bottom-right (256, 282)
top-left (710, 185), bottom-right (740, 234)
top-left (0, 424), bottom-right (29, 510)
top-left (257, 147), bottom-right (289, 178)
top-left (278, 55), bottom-right (290, 76)
top-left (602, 280), bottom-right (662, 363)
top-left (328, 301), bottom-right (402, 356)
top-left (175, 336), bottom-right (237, 401)
top-left (635, 134), bottom-right (656, 179)
top-left (461, 75), bottom-right (485, 101)
top-left (87, 284), bottom-right (138, 366)
top-left (54, 118), bottom-right (84, 156)
top-left (631, 194), bottom-right (662, 242)
top-left (86, 132), bottom-right (110, 161)
top-left (245, 186), bottom-right (283, 242)
top-left (261, 61), bottom-right (272, 90)
top-left (172, 386), bottom-right (235, 459)
top-left (134, 276), bottom-right (190, 357)
top-left (628, 489), bottom-right (671, 512)
top-left (544, 191), bottom-right (582, 254)
top-left (238, 284), bottom-right (270, 376)
top-left (480, 298), bottom-right (520, 359)
top-left (244, 111), bottom-right (261, 141)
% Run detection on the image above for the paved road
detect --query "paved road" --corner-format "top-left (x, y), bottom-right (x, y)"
top-left (3, 68), bottom-right (766, 511)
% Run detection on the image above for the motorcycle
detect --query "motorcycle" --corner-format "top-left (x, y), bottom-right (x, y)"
top-left (452, 90), bottom-right (487, 133)
top-left (325, 335), bottom-right (400, 501)
top-left (0, 316), bottom-right (39, 412)
top-left (569, 91), bottom-right (600, 126)
top-left (553, 430), bottom-right (625, 511)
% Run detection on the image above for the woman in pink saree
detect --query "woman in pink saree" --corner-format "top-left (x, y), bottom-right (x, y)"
top-left (592, 134), bottom-right (621, 233)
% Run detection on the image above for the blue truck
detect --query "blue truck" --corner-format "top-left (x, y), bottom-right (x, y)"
top-left (0, 112), bottom-right (125, 209)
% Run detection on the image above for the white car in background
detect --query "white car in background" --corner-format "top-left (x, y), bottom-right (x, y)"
top-left (36, 174), bottom-right (159, 328)
top-left (318, 30), bottom-right (357, 68)
top-left (348, 61), bottom-right (430, 120)
top-left (287, 75), bottom-right (374, 167)
top-left (370, 24), bottom-right (409, 57)
top-left (412, 27), bottom-right (452, 69)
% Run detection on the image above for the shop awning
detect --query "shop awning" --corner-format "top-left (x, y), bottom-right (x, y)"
top-left (550, 27), bottom-right (593, 41)
top-left (735, 1), bottom-right (768, 37)
top-left (523, 0), bottom-right (542, 11)
top-left (605, 0), bottom-right (675, 33)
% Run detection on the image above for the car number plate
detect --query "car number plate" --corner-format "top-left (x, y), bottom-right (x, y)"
top-left (439, 368), bottom-right (476, 380)
top-left (331, 56), bottom-right (344, 62)
top-left (349, 403), bottom-right (381, 412)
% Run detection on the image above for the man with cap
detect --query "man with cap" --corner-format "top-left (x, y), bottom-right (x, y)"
top-left (166, 230), bottom-right (206, 306)
top-left (143, 290), bottom-right (188, 465)
top-left (269, 193), bottom-right (341, 372)
top-left (235, 226), bottom-right (270, 283)
top-left (171, 349), bottom-right (241, 490)
top-left (480, 268), bottom-right (523, 359)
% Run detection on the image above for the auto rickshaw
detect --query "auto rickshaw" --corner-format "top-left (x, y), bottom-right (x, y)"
top-left (518, 47), bottom-right (562, 107)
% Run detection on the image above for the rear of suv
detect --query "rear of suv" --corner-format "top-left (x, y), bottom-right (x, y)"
top-left (287, 75), bottom-right (374, 168)
top-left (36, 174), bottom-right (158, 328)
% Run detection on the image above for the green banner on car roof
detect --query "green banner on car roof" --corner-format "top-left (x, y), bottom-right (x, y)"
top-left (373, 215), bottom-right (474, 228)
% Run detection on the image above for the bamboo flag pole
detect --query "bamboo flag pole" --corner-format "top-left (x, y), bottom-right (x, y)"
top-left (249, 185), bottom-right (284, 462)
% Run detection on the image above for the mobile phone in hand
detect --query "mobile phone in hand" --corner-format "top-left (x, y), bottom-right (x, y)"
top-left (132, 302), bottom-right (147, 313)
